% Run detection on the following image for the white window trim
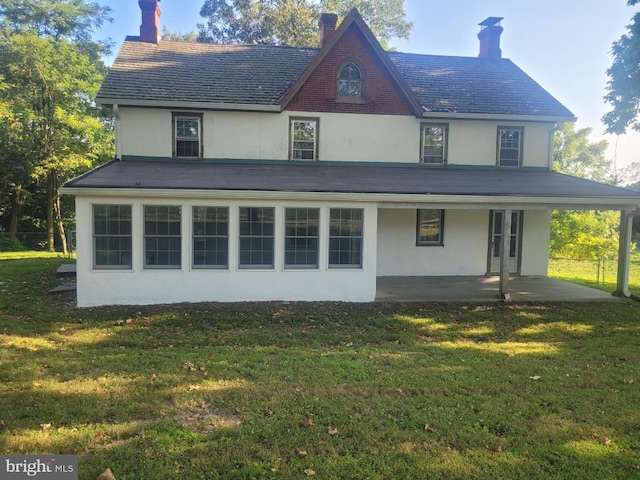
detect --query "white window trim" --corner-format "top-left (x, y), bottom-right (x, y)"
top-left (290, 118), bottom-right (318, 161)
top-left (173, 113), bottom-right (203, 158)
top-left (416, 209), bottom-right (445, 246)
top-left (497, 126), bottom-right (524, 168)
top-left (420, 123), bottom-right (448, 165)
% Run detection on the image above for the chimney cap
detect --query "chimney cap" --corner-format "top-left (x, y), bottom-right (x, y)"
top-left (479, 17), bottom-right (503, 28)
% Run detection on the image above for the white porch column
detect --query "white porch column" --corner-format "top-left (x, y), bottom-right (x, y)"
top-left (615, 209), bottom-right (635, 298)
top-left (499, 209), bottom-right (512, 301)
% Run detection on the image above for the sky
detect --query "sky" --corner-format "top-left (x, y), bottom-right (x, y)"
top-left (95, 0), bottom-right (640, 172)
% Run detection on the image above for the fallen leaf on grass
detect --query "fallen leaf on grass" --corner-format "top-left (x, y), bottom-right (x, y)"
top-left (183, 361), bottom-right (196, 371)
top-left (328, 426), bottom-right (339, 436)
top-left (623, 378), bottom-right (634, 384)
top-left (188, 384), bottom-right (199, 391)
top-left (298, 450), bottom-right (307, 457)
top-left (424, 424), bottom-right (436, 433)
top-left (150, 373), bottom-right (158, 381)
top-left (304, 468), bottom-right (316, 476)
top-left (40, 423), bottom-right (51, 430)
top-left (602, 437), bottom-right (612, 446)
top-left (528, 376), bottom-right (541, 381)
top-left (299, 418), bottom-right (314, 428)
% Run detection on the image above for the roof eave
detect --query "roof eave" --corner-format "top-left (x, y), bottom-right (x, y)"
top-left (96, 97), bottom-right (282, 112)
top-left (421, 111), bottom-right (577, 123)
top-left (59, 186), bottom-right (640, 211)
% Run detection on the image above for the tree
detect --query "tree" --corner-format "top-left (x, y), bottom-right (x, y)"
top-left (550, 123), bottom-right (623, 283)
top-left (161, 26), bottom-right (198, 42)
top-left (603, 0), bottom-right (640, 134)
top-left (553, 123), bottom-right (610, 182)
top-left (197, 0), bottom-right (412, 47)
top-left (0, 0), bottom-right (113, 253)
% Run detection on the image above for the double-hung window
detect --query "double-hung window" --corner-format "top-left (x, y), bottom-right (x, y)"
top-left (144, 206), bottom-right (181, 268)
top-left (416, 209), bottom-right (444, 246)
top-left (285, 208), bottom-right (319, 269)
top-left (239, 207), bottom-right (274, 268)
top-left (329, 208), bottom-right (363, 268)
top-left (497, 127), bottom-right (523, 167)
top-left (421, 123), bottom-right (448, 164)
top-left (290, 118), bottom-right (318, 161)
top-left (93, 205), bottom-right (132, 269)
top-left (174, 113), bottom-right (202, 158)
top-left (193, 206), bottom-right (228, 268)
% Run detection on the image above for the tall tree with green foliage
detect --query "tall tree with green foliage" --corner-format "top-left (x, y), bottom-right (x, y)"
top-left (603, 0), bottom-right (640, 134)
top-left (197, 0), bottom-right (411, 47)
top-left (550, 123), bottom-right (620, 278)
top-left (0, 0), bottom-right (113, 253)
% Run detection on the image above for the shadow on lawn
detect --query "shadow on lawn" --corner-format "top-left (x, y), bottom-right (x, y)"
top-left (2, 260), bottom-right (640, 479)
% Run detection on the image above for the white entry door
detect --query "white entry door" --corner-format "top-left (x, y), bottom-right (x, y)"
top-left (489, 211), bottom-right (522, 274)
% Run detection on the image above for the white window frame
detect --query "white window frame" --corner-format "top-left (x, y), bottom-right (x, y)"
top-left (421, 123), bottom-right (448, 165)
top-left (284, 208), bottom-right (320, 269)
top-left (328, 208), bottom-right (364, 268)
top-left (290, 118), bottom-right (318, 161)
top-left (192, 206), bottom-right (229, 269)
top-left (93, 204), bottom-right (132, 269)
top-left (173, 113), bottom-right (202, 158)
top-left (238, 207), bottom-right (275, 269)
top-left (497, 126), bottom-right (524, 167)
top-left (143, 205), bottom-right (182, 269)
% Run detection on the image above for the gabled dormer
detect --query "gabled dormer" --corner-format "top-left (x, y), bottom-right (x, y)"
top-left (281, 9), bottom-right (423, 116)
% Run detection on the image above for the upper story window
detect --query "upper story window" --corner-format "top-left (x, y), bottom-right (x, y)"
top-left (497, 127), bottom-right (524, 167)
top-left (421, 123), bottom-right (448, 165)
top-left (290, 118), bottom-right (318, 161)
top-left (174, 113), bottom-right (202, 158)
top-left (337, 61), bottom-right (363, 100)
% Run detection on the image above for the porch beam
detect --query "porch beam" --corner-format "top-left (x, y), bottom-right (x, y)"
top-left (614, 209), bottom-right (635, 298)
top-left (499, 209), bottom-right (512, 301)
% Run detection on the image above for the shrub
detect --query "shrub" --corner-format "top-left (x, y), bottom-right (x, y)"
top-left (0, 235), bottom-right (25, 252)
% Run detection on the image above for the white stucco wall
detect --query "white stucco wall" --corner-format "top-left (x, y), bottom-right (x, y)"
top-left (376, 209), bottom-right (490, 276)
top-left (117, 108), bottom-right (554, 167)
top-left (519, 210), bottom-right (552, 275)
top-left (376, 208), bottom-right (552, 276)
top-left (74, 196), bottom-right (378, 307)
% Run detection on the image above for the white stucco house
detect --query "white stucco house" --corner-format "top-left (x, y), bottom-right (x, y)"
top-left (62, 2), bottom-right (640, 307)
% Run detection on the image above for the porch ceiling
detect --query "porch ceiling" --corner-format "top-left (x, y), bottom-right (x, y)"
top-left (63, 160), bottom-right (640, 210)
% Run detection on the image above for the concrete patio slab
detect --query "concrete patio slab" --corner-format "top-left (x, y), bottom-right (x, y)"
top-left (375, 276), bottom-right (624, 303)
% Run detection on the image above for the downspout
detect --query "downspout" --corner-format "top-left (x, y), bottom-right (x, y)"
top-left (113, 104), bottom-right (122, 160)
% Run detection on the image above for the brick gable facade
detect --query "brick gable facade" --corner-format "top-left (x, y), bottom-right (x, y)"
top-left (286, 26), bottom-right (414, 116)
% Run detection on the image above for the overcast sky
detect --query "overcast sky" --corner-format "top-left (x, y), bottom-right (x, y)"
top-left (96, 0), bottom-right (640, 171)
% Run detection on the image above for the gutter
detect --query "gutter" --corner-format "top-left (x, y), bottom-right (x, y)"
top-left (58, 187), bottom-right (640, 210)
top-left (96, 98), bottom-right (282, 113)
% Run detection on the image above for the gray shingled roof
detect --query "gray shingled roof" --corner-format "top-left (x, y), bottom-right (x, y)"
top-left (97, 38), bottom-right (574, 118)
top-left (97, 38), bottom-right (317, 105)
top-left (65, 161), bottom-right (640, 204)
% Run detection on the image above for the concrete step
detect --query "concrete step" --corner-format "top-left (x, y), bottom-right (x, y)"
top-left (56, 264), bottom-right (76, 278)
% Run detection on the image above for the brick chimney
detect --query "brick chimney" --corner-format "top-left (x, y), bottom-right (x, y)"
top-left (139, 0), bottom-right (161, 44)
top-left (477, 17), bottom-right (504, 60)
top-left (318, 13), bottom-right (338, 48)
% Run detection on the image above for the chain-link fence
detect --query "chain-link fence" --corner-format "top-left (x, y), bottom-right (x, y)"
top-left (0, 231), bottom-right (75, 254)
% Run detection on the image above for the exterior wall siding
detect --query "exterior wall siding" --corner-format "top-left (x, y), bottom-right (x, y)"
top-left (118, 108), bottom-right (554, 168)
top-left (376, 208), bottom-right (552, 276)
top-left (74, 196), bottom-right (378, 307)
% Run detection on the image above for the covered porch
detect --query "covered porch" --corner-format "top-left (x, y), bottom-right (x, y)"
top-left (375, 275), bottom-right (626, 303)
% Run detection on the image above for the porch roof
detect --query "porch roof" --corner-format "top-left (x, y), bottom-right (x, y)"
top-left (63, 160), bottom-right (640, 209)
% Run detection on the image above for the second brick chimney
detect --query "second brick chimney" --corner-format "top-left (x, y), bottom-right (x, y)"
top-left (477, 17), bottom-right (504, 60)
top-left (139, 0), bottom-right (161, 44)
top-left (318, 13), bottom-right (338, 48)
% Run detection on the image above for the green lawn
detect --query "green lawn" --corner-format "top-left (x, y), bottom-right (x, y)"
top-left (1, 258), bottom-right (639, 479)
top-left (548, 254), bottom-right (640, 297)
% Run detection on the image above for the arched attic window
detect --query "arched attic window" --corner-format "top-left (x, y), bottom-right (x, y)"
top-left (337, 61), bottom-right (363, 100)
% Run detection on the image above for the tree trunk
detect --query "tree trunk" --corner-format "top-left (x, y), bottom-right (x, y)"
top-left (8, 184), bottom-right (27, 237)
top-left (46, 169), bottom-right (56, 252)
top-left (54, 189), bottom-right (68, 256)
